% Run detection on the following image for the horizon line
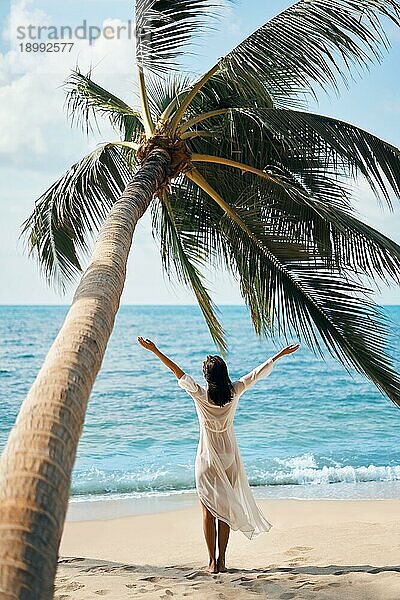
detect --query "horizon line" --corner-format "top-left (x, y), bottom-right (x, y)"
top-left (1, 303), bottom-right (399, 308)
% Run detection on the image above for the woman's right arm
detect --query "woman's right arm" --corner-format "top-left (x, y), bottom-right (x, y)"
top-left (238, 343), bottom-right (300, 391)
top-left (137, 337), bottom-right (184, 379)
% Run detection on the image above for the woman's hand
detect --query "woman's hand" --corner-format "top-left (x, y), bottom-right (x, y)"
top-left (137, 337), bottom-right (157, 352)
top-left (280, 343), bottom-right (300, 356)
top-left (137, 337), bottom-right (184, 378)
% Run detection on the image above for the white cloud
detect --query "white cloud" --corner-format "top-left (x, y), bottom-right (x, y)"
top-left (0, 1), bottom-right (137, 169)
top-left (0, 0), bottom-right (136, 302)
top-left (0, 0), bottom-right (244, 307)
top-left (4, 0), bottom-right (50, 48)
top-left (0, 0), bottom-right (399, 306)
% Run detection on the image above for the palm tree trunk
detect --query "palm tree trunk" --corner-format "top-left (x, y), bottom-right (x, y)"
top-left (0, 148), bottom-right (171, 599)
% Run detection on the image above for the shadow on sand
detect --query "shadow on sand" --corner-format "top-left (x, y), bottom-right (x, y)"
top-left (56, 557), bottom-right (400, 599)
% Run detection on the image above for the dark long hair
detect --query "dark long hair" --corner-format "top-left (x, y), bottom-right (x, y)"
top-left (203, 355), bottom-right (234, 407)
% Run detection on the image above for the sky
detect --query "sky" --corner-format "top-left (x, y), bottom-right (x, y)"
top-left (0, 0), bottom-right (400, 305)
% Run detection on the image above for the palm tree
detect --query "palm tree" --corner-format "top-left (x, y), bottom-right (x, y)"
top-left (2, 0), bottom-right (400, 596)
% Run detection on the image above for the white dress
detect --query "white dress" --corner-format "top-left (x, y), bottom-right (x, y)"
top-left (178, 356), bottom-right (275, 539)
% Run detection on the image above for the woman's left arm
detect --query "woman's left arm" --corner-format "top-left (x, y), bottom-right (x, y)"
top-left (137, 337), bottom-right (184, 379)
top-left (271, 343), bottom-right (301, 362)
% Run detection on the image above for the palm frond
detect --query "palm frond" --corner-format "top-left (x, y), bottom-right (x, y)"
top-left (145, 72), bottom-right (194, 120)
top-left (151, 191), bottom-right (226, 352)
top-left (234, 108), bottom-right (400, 208)
top-left (135, 0), bottom-right (234, 73)
top-left (65, 69), bottom-right (144, 141)
top-left (183, 94), bottom-right (400, 287)
top-left (227, 216), bottom-right (400, 406)
top-left (246, 170), bottom-right (400, 288)
top-left (157, 174), bottom-right (228, 265)
top-left (220, 0), bottom-right (400, 108)
top-left (260, 166), bottom-right (400, 287)
top-left (185, 167), bottom-right (400, 407)
top-left (184, 105), bottom-right (400, 209)
top-left (187, 159), bottom-right (400, 288)
top-left (202, 69), bottom-right (275, 110)
top-left (20, 146), bottom-right (132, 292)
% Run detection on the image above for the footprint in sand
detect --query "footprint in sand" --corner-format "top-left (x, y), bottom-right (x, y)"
top-left (285, 546), bottom-right (312, 566)
top-left (64, 582), bottom-right (85, 592)
top-left (285, 546), bottom-right (312, 564)
top-left (126, 584), bottom-right (137, 588)
top-left (314, 582), bottom-right (342, 591)
top-left (94, 591), bottom-right (110, 596)
top-left (294, 580), bottom-right (316, 589)
top-left (185, 570), bottom-right (205, 580)
top-left (285, 546), bottom-right (312, 555)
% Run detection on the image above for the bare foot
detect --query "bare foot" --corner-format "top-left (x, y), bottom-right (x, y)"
top-left (217, 557), bottom-right (227, 573)
top-left (206, 559), bottom-right (218, 574)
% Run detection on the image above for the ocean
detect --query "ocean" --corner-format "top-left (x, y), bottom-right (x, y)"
top-left (1, 305), bottom-right (400, 509)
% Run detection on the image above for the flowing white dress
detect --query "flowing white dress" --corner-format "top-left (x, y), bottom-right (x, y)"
top-left (178, 356), bottom-right (275, 539)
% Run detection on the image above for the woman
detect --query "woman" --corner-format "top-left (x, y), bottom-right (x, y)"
top-left (138, 336), bottom-right (300, 573)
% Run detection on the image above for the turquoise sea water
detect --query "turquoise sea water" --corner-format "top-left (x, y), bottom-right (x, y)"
top-left (1, 305), bottom-right (400, 503)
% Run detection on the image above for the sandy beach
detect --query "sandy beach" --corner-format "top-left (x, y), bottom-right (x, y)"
top-left (57, 497), bottom-right (400, 599)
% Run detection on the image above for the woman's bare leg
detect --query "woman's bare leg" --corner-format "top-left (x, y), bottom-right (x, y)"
top-left (217, 463), bottom-right (235, 572)
top-left (200, 500), bottom-right (217, 573)
top-left (217, 520), bottom-right (230, 572)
